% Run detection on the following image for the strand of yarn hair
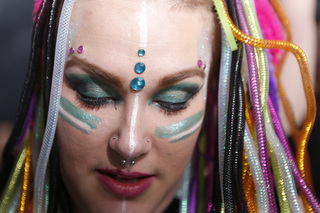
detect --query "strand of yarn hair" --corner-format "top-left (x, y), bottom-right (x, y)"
top-left (240, 0), bottom-right (270, 110)
top-left (217, 0), bottom-right (316, 199)
top-left (269, 0), bottom-right (292, 73)
top-left (268, 98), bottom-right (320, 212)
top-left (243, 121), bottom-right (269, 212)
top-left (265, 0), bottom-right (315, 205)
top-left (217, 30), bottom-right (232, 208)
top-left (265, 112), bottom-right (302, 212)
top-left (269, 0), bottom-right (314, 189)
top-left (18, 137), bottom-right (33, 213)
top-left (233, 0), bottom-right (276, 211)
top-left (244, 94), bottom-right (260, 213)
top-left (242, 152), bottom-right (257, 213)
top-left (33, 0), bottom-right (76, 212)
top-left (0, 143), bottom-right (28, 212)
top-left (241, 0), bottom-right (302, 208)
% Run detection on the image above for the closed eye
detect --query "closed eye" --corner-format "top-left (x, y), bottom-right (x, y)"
top-left (150, 82), bottom-right (202, 115)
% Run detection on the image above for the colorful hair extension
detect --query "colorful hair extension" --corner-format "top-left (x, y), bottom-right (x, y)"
top-left (33, 0), bottom-right (75, 212)
top-left (1, 0), bottom-right (320, 212)
top-left (33, 0), bottom-right (43, 20)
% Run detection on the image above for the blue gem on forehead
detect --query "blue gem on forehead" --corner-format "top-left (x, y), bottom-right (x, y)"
top-left (131, 77), bottom-right (145, 91)
top-left (138, 49), bottom-right (145, 57)
top-left (134, 62), bottom-right (146, 74)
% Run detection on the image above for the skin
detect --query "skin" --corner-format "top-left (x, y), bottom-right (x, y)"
top-left (56, 0), bottom-right (215, 212)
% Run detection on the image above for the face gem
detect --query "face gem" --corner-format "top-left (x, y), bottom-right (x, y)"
top-left (197, 60), bottom-right (203, 68)
top-left (138, 49), bottom-right (145, 57)
top-left (78, 45), bottom-right (84, 53)
top-left (131, 77), bottom-right (145, 91)
top-left (134, 62), bottom-right (146, 74)
top-left (70, 47), bottom-right (75, 54)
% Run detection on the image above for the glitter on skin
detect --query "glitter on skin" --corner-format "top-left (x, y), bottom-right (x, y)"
top-left (122, 197), bottom-right (126, 213)
top-left (154, 110), bottom-right (204, 143)
top-left (59, 96), bottom-right (102, 134)
top-left (139, 0), bottom-right (148, 48)
top-left (129, 94), bottom-right (140, 156)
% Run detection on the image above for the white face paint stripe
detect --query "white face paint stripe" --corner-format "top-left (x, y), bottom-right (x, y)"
top-left (122, 197), bottom-right (126, 213)
top-left (59, 106), bottom-right (91, 133)
top-left (139, 0), bottom-right (148, 47)
top-left (168, 117), bottom-right (204, 142)
top-left (129, 94), bottom-right (140, 156)
top-left (199, 30), bottom-right (213, 101)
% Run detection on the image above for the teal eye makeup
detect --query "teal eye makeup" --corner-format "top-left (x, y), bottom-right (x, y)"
top-left (59, 96), bottom-right (102, 134)
top-left (66, 73), bottom-right (121, 108)
top-left (150, 82), bottom-right (201, 113)
top-left (155, 110), bottom-right (204, 143)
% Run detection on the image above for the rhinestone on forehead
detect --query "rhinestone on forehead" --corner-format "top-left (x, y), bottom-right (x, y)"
top-left (135, 62), bottom-right (146, 74)
top-left (77, 45), bottom-right (84, 53)
top-left (197, 60), bottom-right (206, 71)
top-left (131, 77), bottom-right (145, 91)
top-left (131, 49), bottom-right (146, 91)
top-left (138, 49), bottom-right (145, 57)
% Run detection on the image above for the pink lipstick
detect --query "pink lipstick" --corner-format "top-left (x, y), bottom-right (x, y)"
top-left (96, 169), bottom-right (154, 197)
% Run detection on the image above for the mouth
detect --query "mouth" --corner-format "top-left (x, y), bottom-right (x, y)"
top-left (96, 169), bottom-right (154, 197)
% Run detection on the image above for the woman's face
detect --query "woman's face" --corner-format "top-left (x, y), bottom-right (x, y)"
top-left (56, 0), bottom-right (215, 212)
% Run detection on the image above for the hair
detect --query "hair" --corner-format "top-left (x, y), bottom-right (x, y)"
top-left (0, 0), bottom-right (221, 212)
top-left (2, 0), bottom-right (320, 212)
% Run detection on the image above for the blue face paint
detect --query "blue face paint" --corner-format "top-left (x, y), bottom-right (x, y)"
top-left (59, 96), bottom-right (102, 134)
top-left (155, 110), bottom-right (204, 143)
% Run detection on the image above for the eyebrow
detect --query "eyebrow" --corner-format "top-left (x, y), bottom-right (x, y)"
top-left (66, 57), bottom-right (123, 88)
top-left (66, 56), bottom-right (205, 89)
top-left (159, 68), bottom-right (205, 88)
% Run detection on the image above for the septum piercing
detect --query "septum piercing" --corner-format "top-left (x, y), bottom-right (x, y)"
top-left (121, 157), bottom-right (136, 165)
top-left (131, 159), bottom-right (136, 165)
top-left (122, 157), bottom-right (126, 165)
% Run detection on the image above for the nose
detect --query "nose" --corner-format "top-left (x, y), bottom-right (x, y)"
top-left (108, 94), bottom-right (152, 163)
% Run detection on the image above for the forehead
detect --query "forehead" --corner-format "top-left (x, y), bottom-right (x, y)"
top-left (68, 0), bottom-right (213, 76)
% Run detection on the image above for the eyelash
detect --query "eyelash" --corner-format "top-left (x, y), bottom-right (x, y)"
top-left (76, 93), bottom-right (117, 110)
top-left (153, 101), bottom-right (189, 116)
top-left (153, 89), bottom-right (201, 116)
top-left (66, 75), bottom-right (201, 115)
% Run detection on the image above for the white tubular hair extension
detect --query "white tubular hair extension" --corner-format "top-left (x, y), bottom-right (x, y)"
top-left (33, 0), bottom-right (75, 212)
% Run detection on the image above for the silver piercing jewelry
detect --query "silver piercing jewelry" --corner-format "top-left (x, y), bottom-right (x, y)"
top-left (113, 136), bottom-right (117, 139)
top-left (146, 139), bottom-right (150, 142)
top-left (131, 159), bottom-right (136, 165)
top-left (122, 157), bottom-right (126, 165)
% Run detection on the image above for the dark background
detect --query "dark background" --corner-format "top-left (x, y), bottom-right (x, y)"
top-left (0, 1), bottom-right (33, 122)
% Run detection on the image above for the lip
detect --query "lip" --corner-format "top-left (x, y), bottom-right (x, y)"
top-left (96, 169), bottom-right (154, 197)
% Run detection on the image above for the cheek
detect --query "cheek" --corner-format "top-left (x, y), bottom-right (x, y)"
top-left (56, 117), bottom-right (109, 172)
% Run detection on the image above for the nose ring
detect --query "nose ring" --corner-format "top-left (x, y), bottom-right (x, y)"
top-left (122, 157), bottom-right (126, 165)
top-left (121, 157), bottom-right (136, 165)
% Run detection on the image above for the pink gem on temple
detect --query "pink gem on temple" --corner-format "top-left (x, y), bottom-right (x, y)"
top-left (78, 45), bottom-right (84, 53)
top-left (70, 47), bottom-right (74, 54)
top-left (203, 64), bottom-right (207, 70)
top-left (197, 60), bottom-right (202, 68)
